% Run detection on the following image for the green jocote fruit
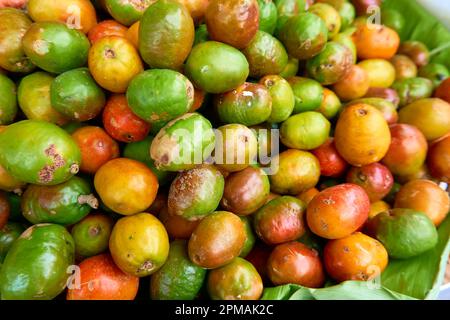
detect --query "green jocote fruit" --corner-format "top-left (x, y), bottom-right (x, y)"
top-left (257, 0), bottom-right (278, 35)
top-left (216, 82), bottom-right (273, 126)
top-left (392, 77), bottom-right (434, 107)
top-left (367, 208), bottom-right (438, 259)
top-left (332, 31), bottom-right (357, 64)
top-left (139, 0), bottom-right (194, 70)
top-left (381, 8), bottom-right (405, 35)
top-left (260, 75), bottom-right (295, 123)
top-left (126, 69), bottom-right (194, 129)
top-left (281, 111), bottom-right (330, 150)
top-left (150, 113), bottom-right (216, 171)
top-left (0, 222), bottom-right (26, 264)
top-left (0, 74), bottom-right (17, 125)
top-left (21, 176), bottom-right (98, 226)
top-left (194, 24), bottom-right (209, 45)
top-left (18, 72), bottom-right (68, 126)
top-left (308, 3), bottom-right (341, 38)
top-left (274, 0), bottom-right (308, 36)
top-left (105, 0), bottom-right (155, 26)
top-left (288, 77), bottom-right (324, 114)
top-left (0, 8), bottom-right (35, 73)
top-left (185, 41), bottom-right (249, 94)
top-left (150, 240), bottom-right (206, 300)
top-left (418, 63), bottom-right (450, 89)
top-left (306, 42), bottom-right (354, 85)
top-left (239, 216), bottom-right (256, 258)
top-left (0, 120), bottom-right (81, 185)
top-left (0, 224), bottom-right (75, 300)
top-left (50, 68), bottom-right (106, 122)
top-left (22, 21), bottom-right (90, 74)
top-left (242, 30), bottom-right (288, 78)
top-left (279, 56), bottom-right (299, 78)
top-left (123, 136), bottom-right (174, 186)
top-left (279, 12), bottom-right (328, 60)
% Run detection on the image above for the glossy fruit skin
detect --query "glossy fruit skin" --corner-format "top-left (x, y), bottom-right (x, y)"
top-left (208, 257), bottom-right (263, 300)
top-left (72, 126), bottom-right (120, 174)
top-left (346, 163), bottom-right (394, 202)
top-left (88, 20), bottom-right (127, 44)
top-left (418, 63), bottom-right (449, 89)
top-left (435, 78), bottom-right (450, 104)
top-left (242, 31), bottom-right (288, 78)
top-left (28, 0), bottom-right (97, 34)
top-left (309, 3), bottom-right (341, 38)
top-left (392, 77), bottom-right (433, 107)
top-left (123, 136), bottom-right (173, 186)
top-left (71, 214), bottom-right (113, 258)
top-left (0, 222), bottom-right (25, 263)
top-left (347, 98), bottom-right (398, 125)
top-left (370, 200), bottom-right (390, 219)
top-left (324, 232), bottom-right (388, 282)
top-left (67, 253), bottom-right (139, 300)
top-left (168, 165), bottom-right (224, 221)
top-left (105, 0), bottom-right (155, 26)
top-left (382, 123), bottom-right (428, 177)
top-left (127, 69), bottom-right (194, 128)
top-left (332, 31), bottom-right (357, 64)
top-left (239, 216), bottom-right (256, 257)
top-left (176, 0), bottom-right (209, 24)
top-left (398, 41), bottom-right (430, 68)
top-left (316, 88), bottom-right (341, 120)
top-left (215, 124), bottom-right (258, 173)
top-left (126, 21), bottom-right (140, 48)
top-left (257, 0), bottom-right (278, 34)
top-left (150, 113), bottom-right (215, 171)
top-left (51, 68), bottom-right (106, 122)
top-left (311, 138), bottom-right (348, 178)
top-left (17, 72), bottom-right (69, 126)
top-left (0, 191), bottom-right (9, 229)
top-left (353, 24), bottom-right (399, 60)
top-left (270, 149), bottom-right (320, 195)
top-left (185, 41), bottom-right (250, 94)
top-left (267, 241), bottom-right (325, 288)
top-left (381, 8), bottom-right (405, 34)
top-left (254, 196), bottom-right (306, 245)
top-left (259, 75), bottom-right (295, 123)
top-left (358, 59), bottom-right (396, 88)
top-left (279, 12), bottom-right (328, 60)
top-left (159, 206), bottom-right (200, 239)
top-left (0, 120), bottom-right (81, 185)
top-left (0, 74), bottom-right (17, 125)
top-left (21, 176), bottom-right (97, 225)
top-left (188, 211), bottom-right (245, 269)
top-left (364, 87), bottom-right (400, 108)
top-left (139, 0), bottom-right (194, 69)
top-left (288, 77), bottom-right (324, 114)
top-left (280, 111), bottom-right (330, 150)
top-left (102, 95), bottom-right (151, 143)
top-left (151, 240), bottom-right (206, 300)
top-left (275, 0), bottom-right (308, 36)
top-left (307, 184), bottom-right (370, 239)
top-left (221, 166), bottom-right (270, 216)
top-left (0, 8), bottom-right (35, 73)
top-left (94, 158), bottom-right (159, 215)
top-left (216, 82), bottom-right (272, 126)
top-left (205, 0), bottom-right (259, 49)
top-left (332, 65), bottom-right (370, 101)
top-left (390, 55), bottom-right (417, 81)
top-left (335, 104), bottom-right (391, 166)
top-left (110, 213), bottom-right (169, 276)
top-left (22, 21), bottom-right (90, 74)
top-left (366, 208), bottom-right (438, 259)
top-left (399, 98), bottom-right (450, 141)
top-left (0, 224), bottom-right (75, 300)
top-left (89, 36), bottom-right (143, 93)
top-left (317, 0), bottom-right (355, 30)
top-left (395, 180), bottom-right (450, 227)
top-left (306, 42), bottom-right (353, 86)
top-left (428, 134), bottom-right (450, 182)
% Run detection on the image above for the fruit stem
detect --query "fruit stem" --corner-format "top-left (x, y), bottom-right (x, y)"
top-left (78, 194), bottom-right (99, 209)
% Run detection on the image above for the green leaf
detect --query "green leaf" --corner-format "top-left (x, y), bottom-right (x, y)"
top-left (381, 215), bottom-right (450, 300)
top-left (262, 281), bottom-right (415, 300)
top-left (382, 0), bottom-right (450, 69)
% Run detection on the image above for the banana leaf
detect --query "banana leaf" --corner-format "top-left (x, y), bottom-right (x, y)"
top-left (382, 0), bottom-right (450, 69)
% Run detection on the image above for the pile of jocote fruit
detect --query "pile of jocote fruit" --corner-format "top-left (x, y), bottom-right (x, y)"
top-left (0, 0), bottom-right (449, 300)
